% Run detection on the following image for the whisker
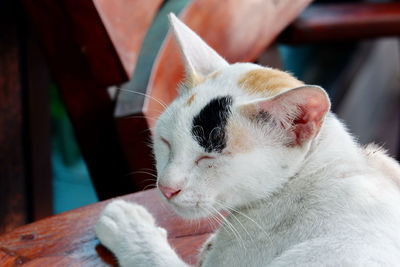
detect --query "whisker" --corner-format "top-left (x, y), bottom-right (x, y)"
top-left (200, 206), bottom-right (218, 230)
top-left (130, 169), bottom-right (156, 174)
top-left (142, 183), bottom-right (157, 191)
top-left (116, 88), bottom-right (169, 109)
top-left (215, 202), bottom-right (253, 242)
top-left (129, 170), bottom-right (158, 179)
top-left (141, 178), bottom-right (158, 183)
top-left (215, 200), bottom-right (273, 245)
top-left (210, 206), bottom-right (245, 250)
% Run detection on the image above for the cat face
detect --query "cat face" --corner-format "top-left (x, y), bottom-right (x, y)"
top-left (152, 14), bottom-right (330, 219)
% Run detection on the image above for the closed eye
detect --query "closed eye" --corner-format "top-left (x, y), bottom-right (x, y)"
top-left (161, 137), bottom-right (171, 150)
top-left (195, 155), bottom-right (215, 165)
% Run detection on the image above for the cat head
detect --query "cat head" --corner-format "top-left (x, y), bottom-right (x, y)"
top-left (153, 14), bottom-right (330, 219)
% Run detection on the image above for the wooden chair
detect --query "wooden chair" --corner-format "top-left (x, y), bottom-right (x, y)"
top-left (21, 0), bottom-right (163, 201)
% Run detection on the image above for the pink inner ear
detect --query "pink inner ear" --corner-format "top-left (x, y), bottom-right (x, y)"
top-left (291, 96), bottom-right (329, 146)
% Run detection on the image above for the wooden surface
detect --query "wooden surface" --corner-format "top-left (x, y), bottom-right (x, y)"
top-left (22, 0), bottom-right (169, 198)
top-left (25, 31), bottom-right (53, 223)
top-left (0, 0), bottom-right (53, 233)
top-left (280, 2), bottom-right (400, 44)
top-left (94, 0), bottom-right (164, 76)
top-left (0, 189), bottom-right (218, 266)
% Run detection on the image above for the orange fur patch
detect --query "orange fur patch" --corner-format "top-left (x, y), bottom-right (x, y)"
top-left (208, 71), bottom-right (221, 80)
top-left (184, 73), bottom-right (205, 89)
top-left (184, 71), bottom-right (221, 90)
top-left (186, 93), bottom-right (197, 106)
top-left (238, 69), bottom-right (304, 96)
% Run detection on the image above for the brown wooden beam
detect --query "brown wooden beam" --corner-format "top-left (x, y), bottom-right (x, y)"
top-left (24, 33), bottom-right (53, 221)
top-left (0, 0), bottom-right (28, 233)
top-left (280, 3), bottom-right (400, 44)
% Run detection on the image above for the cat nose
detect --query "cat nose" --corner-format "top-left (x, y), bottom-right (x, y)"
top-left (159, 185), bottom-right (181, 200)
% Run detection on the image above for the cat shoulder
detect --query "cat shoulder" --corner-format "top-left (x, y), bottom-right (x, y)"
top-left (364, 143), bottom-right (400, 189)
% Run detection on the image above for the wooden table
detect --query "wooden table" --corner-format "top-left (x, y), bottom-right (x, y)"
top-left (0, 189), bottom-right (218, 266)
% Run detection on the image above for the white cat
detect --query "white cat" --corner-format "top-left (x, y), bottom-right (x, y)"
top-left (95, 14), bottom-right (400, 266)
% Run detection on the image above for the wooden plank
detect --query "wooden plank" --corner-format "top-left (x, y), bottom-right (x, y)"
top-left (0, 189), bottom-right (218, 266)
top-left (25, 33), bottom-right (53, 221)
top-left (93, 0), bottom-right (164, 76)
top-left (280, 3), bottom-right (400, 44)
top-left (23, 0), bottom-right (166, 196)
top-left (58, 0), bottom-right (128, 86)
top-left (0, 0), bottom-right (53, 232)
top-left (0, 0), bottom-right (28, 234)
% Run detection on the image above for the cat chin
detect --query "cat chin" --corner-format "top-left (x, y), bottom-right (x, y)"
top-left (168, 202), bottom-right (217, 220)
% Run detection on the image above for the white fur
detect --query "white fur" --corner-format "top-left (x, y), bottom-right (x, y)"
top-left (95, 200), bottom-right (186, 266)
top-left (95, 14), bottom-right (400, 266)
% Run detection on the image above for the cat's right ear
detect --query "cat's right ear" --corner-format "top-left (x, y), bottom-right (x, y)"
top-left (168, 13), bottom-right (228, 86)
top-left (239, 85), bottom-right (331, 147)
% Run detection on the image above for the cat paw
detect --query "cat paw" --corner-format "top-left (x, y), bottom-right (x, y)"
top-left (95, 200), bottom-right (167, 252)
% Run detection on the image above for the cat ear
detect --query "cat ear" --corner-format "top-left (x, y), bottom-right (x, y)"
top-left (240, 86), bottom-right (331, 146)
top-left (168, 13), bottom-right (229, 81)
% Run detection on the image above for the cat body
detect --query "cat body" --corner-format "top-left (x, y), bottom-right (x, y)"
top-left (200, 131), bottom-right (400, 266)
top-left (95, 14), bottom-right (400, 266)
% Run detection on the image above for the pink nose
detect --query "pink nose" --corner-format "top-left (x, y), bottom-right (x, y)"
top-left (159, 185), bottom-right (181, 200)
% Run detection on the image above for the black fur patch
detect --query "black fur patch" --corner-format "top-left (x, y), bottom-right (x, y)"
top-left (191, 96), bottom-right (233, 152)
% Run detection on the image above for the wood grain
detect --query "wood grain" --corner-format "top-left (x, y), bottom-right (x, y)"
top-left (0, 189), bottom-right (218, 266)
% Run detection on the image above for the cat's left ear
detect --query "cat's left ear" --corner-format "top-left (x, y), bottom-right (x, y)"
top-left (168, 13), bottom-right (229, 83)
top-left (240, 85), bottom-right (331, 146)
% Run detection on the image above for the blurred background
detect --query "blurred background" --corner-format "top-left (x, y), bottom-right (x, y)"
top-left (0, 0), bottom-right (399, 234)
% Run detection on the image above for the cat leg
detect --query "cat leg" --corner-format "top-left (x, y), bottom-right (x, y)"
top-left (95, 200), bottom-right (188, 267)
